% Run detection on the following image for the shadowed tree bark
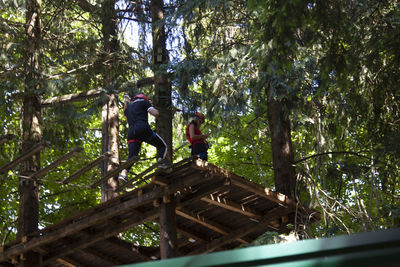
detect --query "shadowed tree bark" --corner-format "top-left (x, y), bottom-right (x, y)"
top-left (265, 84), bottom-right (296, 200)
top-left (100, 0), bottom-right (120, 202)
top-left (151, 0), bottom-right (177, 259)
top-left (18, 0), bottom-right (43, 265)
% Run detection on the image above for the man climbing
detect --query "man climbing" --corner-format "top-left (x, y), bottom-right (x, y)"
top-left (119, 93), bottom-right (168, 182)
top-left (186, 112), bottom-right (210, 161)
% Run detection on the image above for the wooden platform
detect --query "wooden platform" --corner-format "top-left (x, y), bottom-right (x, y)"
top-left (0, 158), bottom-right (319, 267)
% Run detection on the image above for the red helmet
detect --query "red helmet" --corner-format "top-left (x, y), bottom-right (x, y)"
top-left (194, 112), bottom-right (205, 123)
top-left (133, 93), bottom-right (149, 102)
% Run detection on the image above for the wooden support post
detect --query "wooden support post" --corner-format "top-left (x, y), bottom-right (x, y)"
top-left (0, 141), bottom-right (50, 174)
top-left (31, 147), bottom-right (83, 179)
top-left (62, 152), bottom-right (111, 185)
top-left (160, 198), bottom-right (178, 259)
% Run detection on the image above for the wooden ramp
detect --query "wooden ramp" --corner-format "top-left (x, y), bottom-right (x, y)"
top-left (0, 158), bottom-right (319, 267)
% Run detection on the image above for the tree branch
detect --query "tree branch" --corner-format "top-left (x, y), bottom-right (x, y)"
top-left (75, 0), bottom-right (97, 13)
top-left (294, 151), bottom-right (370, 164)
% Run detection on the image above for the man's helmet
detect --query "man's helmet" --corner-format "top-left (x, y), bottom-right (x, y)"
top-left (194, 112), bottom-right (205, 123)
top-left (133, 93), bottom-right (149, 102)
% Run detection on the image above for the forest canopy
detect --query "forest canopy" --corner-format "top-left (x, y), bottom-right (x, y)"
top-left (1, 0), bottom-right (399, 247)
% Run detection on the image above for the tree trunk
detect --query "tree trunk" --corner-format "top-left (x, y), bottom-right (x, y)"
top-left (152, 0), bottom-right (172, 162)
top-left (265, 84), bottom-right (296, 199)
top-left (100, 0), bottom-right (120, 202)
top-left (151, 0), bottom-right (177, 259)
top-left (18, 0), bottom-right (42, 265)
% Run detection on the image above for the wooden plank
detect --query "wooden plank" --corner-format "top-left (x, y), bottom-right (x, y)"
top-left (104, 238), bottom-right (153, 262)
top-left (177, 179), bottom-right (227, 208)
top-left (47, 189), bottom-right (222, 265)
top-left (89, 157), bottom-right (139, 188)
top-left (62, 152), bottom-right (111, 185)
top-left (41, 89), bottom-right (102, 107)
top-left (116, 157), bottom-right (198, 190)
top-left (55, 258), bottom-right (79, 267)
top-left (176, 208), bottom-right (249, 244)
top-left (233, 181), bottom-right (320, 219)
top-left (0, 141), bottom-right (50, 174)
top-left (40, 77), bottom-right (157, 107)
top-left (42, 209), bottom-right (160, 265)
top-left (83, 247), bottom-right (122, 266)
top-left (31, 147), bottom-right (84, 179)
top-left (115, 161), bottom-right (159, 191)
top-left (0, 192), bottom-right (154, 262)
top-left (176, 226), bottom-right (208, 244)
top-left (30, 184), bottom-right (155, 238)
top-left (201, 194), bottom-right (262, 219)
top-left (189, 205), bottom-right (292, 255)
top-left (0, 173), bottom-right (206, 262)
top-left (190, 159), bottom-right (318, 217)
top-left (58, 255), bottom-right (92, 267)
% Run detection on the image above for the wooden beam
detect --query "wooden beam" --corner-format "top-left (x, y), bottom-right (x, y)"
top-left (176, 226), bottom-right (208, 244)
top-left (62, 152), bottom-right (111, 185)
top-left (192, 159), bottom-right (320, 221)
top-left (0, 141), bottom-right (50, 174)
top-left (201, 194), bottom-right (262, 219)
top-left (104, 238), bottom-right (153, 262)
top-left (31, 147), bottom-right (84, 179)
top-left (0, 173), bottom-right (206, 262)
top-left (115, 160), bottom-right (159, 191)
top-left (36, 171), bottom-right (218, 263)
top-left (176, 208), bottom-right (249, 244)
top-left (42, 209), bottom-right (159, 265)
top-left (40, 77), bottom-right (157, 107)
top-left (90, 157), bottom-right (139, 188)
top-left (190, 160), bottom-right (314, 213)
top-left (41, 89), bottom-right (103, 107)
top-left (83, 247), bottom-right (122, 266)
top-left (1, 194), bottom-right (152, 262)
top-left (177, 179), bottom-right (227, 208)
top-left (189, 206), bottom-right (292, 255)
top-left (55, 258), bottom-right (79, 267)
top-left (0, 134), bottom-right (14, 146)
top-left (136, 77), bottom-right (154, 88)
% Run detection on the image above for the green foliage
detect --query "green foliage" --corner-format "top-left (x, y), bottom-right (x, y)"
top-left (1, 0), bottom-right (399, 248)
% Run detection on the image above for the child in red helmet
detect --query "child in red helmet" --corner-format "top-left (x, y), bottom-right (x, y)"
top-left (119, 93), bottom-right (168, 182)
top-left (186, 112), bottom-right (210, 161)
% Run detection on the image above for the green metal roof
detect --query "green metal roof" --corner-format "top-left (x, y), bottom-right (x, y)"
top-left (120, 228), bottom-right (400, 267)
